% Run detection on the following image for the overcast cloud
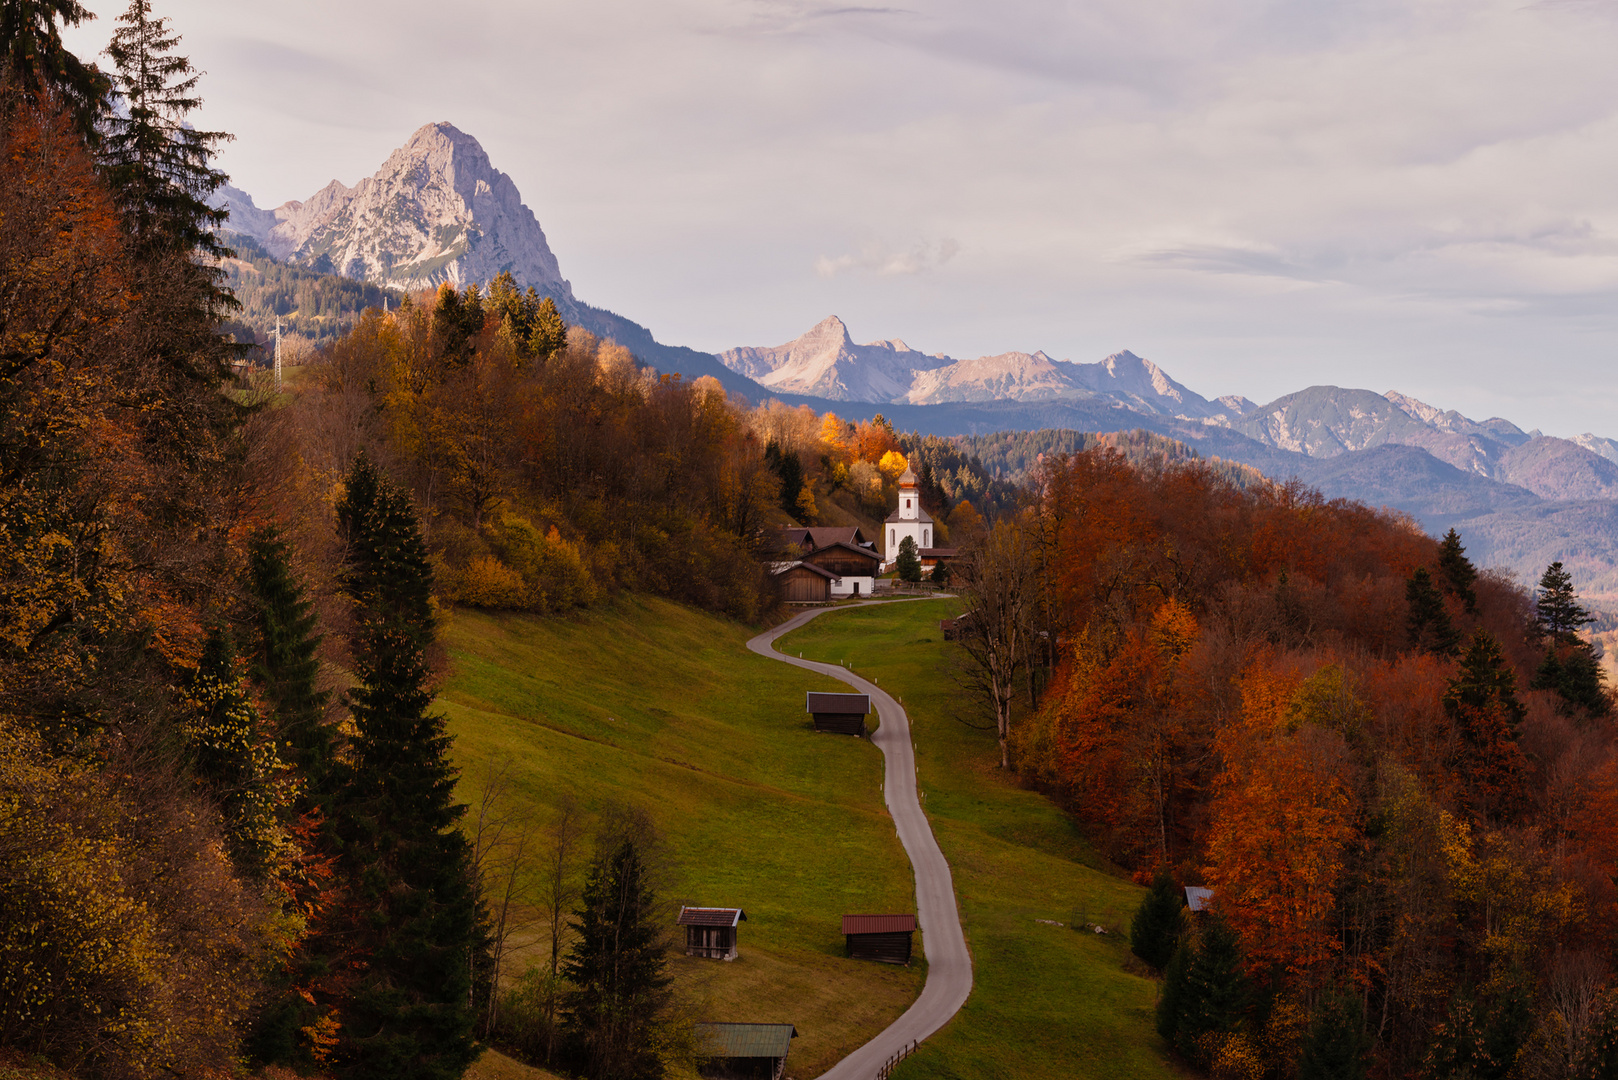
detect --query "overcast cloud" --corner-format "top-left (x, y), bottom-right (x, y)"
top-left (63, 0), bottom-right (1618, 434)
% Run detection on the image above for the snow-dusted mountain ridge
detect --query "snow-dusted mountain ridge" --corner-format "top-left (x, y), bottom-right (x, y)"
top-left (718, 315), bottom-right (1225, 416)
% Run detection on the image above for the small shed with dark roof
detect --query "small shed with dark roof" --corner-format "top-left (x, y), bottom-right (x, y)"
top-left (842, 913), bottom-right (917, 964)
top-left (807, 692), bottom-right (870, 736)
top-left (1184, 886), bottom-right (1214, 913)
top-left (696, 1023), bottom-right (798, 1080)
top-left (678, 906), bottom-right (747, 960)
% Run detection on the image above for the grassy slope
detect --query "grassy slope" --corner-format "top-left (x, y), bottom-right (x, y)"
top-left (779, 600), bottom-right (1177, 1080)
top-left (439, 597), bottom-right (924, 1078)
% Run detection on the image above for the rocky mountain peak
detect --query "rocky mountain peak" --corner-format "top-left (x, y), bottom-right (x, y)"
top-left (216, 122), bottom-right (572, 297)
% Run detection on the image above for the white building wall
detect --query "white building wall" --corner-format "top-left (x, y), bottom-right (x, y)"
top-left (830, 576), bottom-right (875, 598)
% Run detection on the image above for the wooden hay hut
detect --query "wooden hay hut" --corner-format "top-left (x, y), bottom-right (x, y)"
top-left (696, 1023), bottom-right (798, 1080)
top-left (842, 913), bottom-right (917, 964)
top-left (679, 906), bottom-right (746, 960)
top-left (806, 692), bottom-right (870, 736)
top-left (772, 561), bottom-right (835, 604)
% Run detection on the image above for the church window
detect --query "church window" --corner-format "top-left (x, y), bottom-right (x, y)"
top-left (905, 499), bottom-right (911, 509)
top-left (924, 529), bottom-right (930, 546)
top-left (890, 529), bottom-right (896, 547)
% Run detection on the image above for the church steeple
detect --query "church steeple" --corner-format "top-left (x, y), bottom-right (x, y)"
top-left (897, 465), bottom-right (919, 521)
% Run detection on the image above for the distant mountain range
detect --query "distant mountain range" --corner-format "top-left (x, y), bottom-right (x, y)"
top-left (218, 123), bottom-right (1618, 597)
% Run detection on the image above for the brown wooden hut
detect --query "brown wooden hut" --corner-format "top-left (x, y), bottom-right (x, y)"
top-left (842, 913), bottom-right (917, 964)
top-left (678, 906), bottom-right (746, 960)
top-left (772, 561), bottom-right (835, 604)
top-left (696, 1023), bottom-right (798, 1080)
top-left (807, 692), bottom-right (870, 736)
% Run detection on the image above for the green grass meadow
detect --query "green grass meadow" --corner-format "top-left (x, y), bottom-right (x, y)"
top-left (778, 599), bottom-right (1177, 1080)
top-left (438, 597), bottom-right (925, 1078)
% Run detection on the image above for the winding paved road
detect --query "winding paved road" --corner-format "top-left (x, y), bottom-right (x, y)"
top-left (747, 601), bottom-right (973, 1079)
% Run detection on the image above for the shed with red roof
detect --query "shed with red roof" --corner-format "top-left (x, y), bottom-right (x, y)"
top-left (842, 913), bottom-right (917, 964)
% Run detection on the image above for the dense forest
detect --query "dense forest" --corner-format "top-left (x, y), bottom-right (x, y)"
top-left (945, 444), bottom-right (1618, 1078)
top-left (218, 231), bottom-right (405, 347)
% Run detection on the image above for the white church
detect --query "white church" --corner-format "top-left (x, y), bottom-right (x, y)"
top-left (885, 465), bottom-right (934, 565)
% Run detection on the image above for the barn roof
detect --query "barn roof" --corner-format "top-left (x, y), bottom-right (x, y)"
top-left (801, 541), bottom-right (881, 564)
top-left (842, 914), bottom-right (918, 935)
top-left (917, 548), bottom-right (958, 558)
top-left (697, 1023), bottom-right (798, 1059)
top-left (807, 692), bottom-right (870, 715)
top-left (771, 560), bottom-right (837, 580)
top-left (678, 906), bottom-right (746, 928)
top-left (1185, 887), bottom-right (1214, 912)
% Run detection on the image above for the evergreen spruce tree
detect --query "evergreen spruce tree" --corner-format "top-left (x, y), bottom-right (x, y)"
top-left (327, 453), bottom-right (481, 1080)
top-left (102, 0), bottom-right (230, 258)
top-left (1174, 912), bottom-right (1251, 1067)
top-left (1537, 561), bottom-right (1594, 642)
top-left (896, 536), bottom-right (923, 583)
top-left (1532, 641), bottom-right (1609, 718)
top-left (0, 0), bottom-right (110, 143)
top-left (1130, 868), bottom-right (1183, 971)
top-left (1447, 630), bottom-right (1525, 725)
top-left (1156, 939), bottom-right (1192, 1044)
top-left (530, 296), bottom-right (567, 361)
top-left (1527, 562), bottom-right (1608, 717)
top-left (1407, 568), bottom-right (1460, 656)
top-left (1297, 986), bottom-right (1370, 1080)
top-left (1437, 528), bottom-right (1479, 612)
top-left (246, 526), bottom-right (332, 794)
top-left (563, 836), bottom-right (673, 1080)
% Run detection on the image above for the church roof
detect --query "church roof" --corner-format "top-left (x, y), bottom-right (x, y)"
top-left (898, 465), bottom-right (917, 486)
top-left (885, 506), bottom-right (934, 523)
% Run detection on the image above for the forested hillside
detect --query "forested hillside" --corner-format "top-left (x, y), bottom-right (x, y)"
top-left (218, 231), bottom-right (404, 346)
top-left (946, 445), bottom-right (1618, 1078)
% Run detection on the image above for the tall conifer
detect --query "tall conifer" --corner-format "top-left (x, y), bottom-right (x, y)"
top-left (0, 0), bottom-right (109, 142)
top-left (564, 835), bottom-right (672, 1080)
top-left (102, 0), bottom-right (230, 258)
top-left (246, 526), bottom-right (331, 793)
top-left (1130, 868), bottom-right (1183, 971)
top-left (328, 453), bottom-right (480, 1080)
top-left (1436, 529), bottom-right (1478, 612)
top-left (1406, 568), bottom-right (1459, 656)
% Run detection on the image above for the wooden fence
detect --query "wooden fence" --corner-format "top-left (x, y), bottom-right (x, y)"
top-left (875, 1039), bottom-right (919, 1079)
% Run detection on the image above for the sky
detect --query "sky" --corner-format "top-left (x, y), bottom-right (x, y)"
top-left (64, 0), bottom-right (1618, 436)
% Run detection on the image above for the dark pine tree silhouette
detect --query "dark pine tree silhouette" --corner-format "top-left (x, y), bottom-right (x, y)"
top-left (896, 535), bottom-right (923, 583)
top-left (102, 0), bottom-right (230, 258)
top-left (1436, 528), bottom-right (1479, 612)
top-left (1445, 630), bottom-right (1529, 821)
top-left (563, 835), bottom-right (673, 1080)
top-left (1297, 985), bottom-right (1370, 1080)
top-left (0, 0), bottom-right (109, 143)
top-left (1129, 867), bottom-right (1184, 971)
top-left (1536, 561), bottom-right (1593, 642)
top-left (1406, 567), bottom-right (1460, 656)
top-left (326, 453), bottom-right (480, 1080)
top-left (246, 526), bottom-right (332, 796)
top-left (1157, 910), bottom-right (1250, 1068)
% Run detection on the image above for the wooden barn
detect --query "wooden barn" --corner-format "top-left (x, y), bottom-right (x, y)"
top-left (807, 692), bottom-right (870, 736)
top-left (801, 541), bottom-right (881, 598)
top-left (842, 913), bottom-right (917, 963)
top-left (696, 1023), bottom-right (798, 1080)
top-left (772, 561), bottom-right (835, 604)
top-left (678, 906), bottom-right (747, 960)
